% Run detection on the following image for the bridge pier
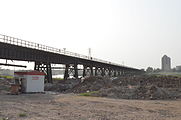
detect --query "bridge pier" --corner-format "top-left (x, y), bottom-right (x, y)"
top-left (95, 67), bottom-right (98, 76)
top-left (101, 68), bottom-right (105, 77)
top-left (82, 65), bottom-right (94, 77)
top-left (64, 64), bottom-right (69, 80)
top-left (104, 68), bottom-right (108, 77)
top-left (114, 70), bottom-right (117, 77)
top-left (118, 71), bottom-right (121, 76)
top-left (64, 64), bottom-right (79, 80)
top-left (83, 65), bottom-right (86, 77)
top-left (108, 68), bottom-right (112, 77)
top-left (110, 70), bottom-right (114, 77)
top-left (74, 63), bottom-right (78, 79)
top-left (97, 68), bottom-right (102, 76)
top-left (34, 61), bottom-right (53, 83)
top-left (121, 70), bottom-right (125, 76)
top-left (90, 66), bottom-right (93, 76)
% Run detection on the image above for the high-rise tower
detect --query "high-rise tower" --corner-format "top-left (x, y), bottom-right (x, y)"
top-left (161, 55), bottom-right (171, 71)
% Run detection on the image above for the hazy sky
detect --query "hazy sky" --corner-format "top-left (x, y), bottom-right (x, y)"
top-left (0, 0), bottom-right (181, 69)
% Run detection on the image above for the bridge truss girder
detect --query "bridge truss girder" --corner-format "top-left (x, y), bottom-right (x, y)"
top-left (34, 61), bottom-right (53, 83)
top-left (61, 64), bottom-right (142, 80)
top-left (0, 38), bottom-right (144, 83)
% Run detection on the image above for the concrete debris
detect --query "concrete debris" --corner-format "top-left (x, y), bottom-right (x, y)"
top-left (93, 85), bottom-right (179, 100)
top-left (45, 78), bottom-right (81, 92)
top-left (1, 75), bottom-right (181, 100)
top-left (64, 75), bottom-right (181, 100)
top-left (71, 76), bottom-right (112, 93)
top-left (0, 78), bottom-right (12, 94)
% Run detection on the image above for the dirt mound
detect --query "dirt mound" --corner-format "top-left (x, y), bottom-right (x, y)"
top-left (70, 76), bottom-right (112, 93)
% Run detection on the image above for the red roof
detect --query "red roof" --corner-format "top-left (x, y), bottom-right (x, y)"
top-left (15, 71), bottom-right (46, 75)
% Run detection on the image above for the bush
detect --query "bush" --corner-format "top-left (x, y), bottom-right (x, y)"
top-left (79, 91), bottom-right (99, 96)
top-left (18, 113), bottom-right (27, 117)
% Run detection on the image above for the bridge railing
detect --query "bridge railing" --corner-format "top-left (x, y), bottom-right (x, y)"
top-left (0, 34), bottom-right (129, 68)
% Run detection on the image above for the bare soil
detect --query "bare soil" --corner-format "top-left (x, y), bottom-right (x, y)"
top-left (0, 93), bottom-right (181, 120)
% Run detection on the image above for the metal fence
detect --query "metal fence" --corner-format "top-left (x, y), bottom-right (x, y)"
top-left (0, 34), bottom-right (126, 68)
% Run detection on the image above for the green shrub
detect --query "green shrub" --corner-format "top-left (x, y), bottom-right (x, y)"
top-left (0, 75), bottom-right (13, 79)
top-left (0, 118), bottom-right (7, 120)
top-left (18, 113), bottom-right (27, 117)
top-left (79, 91), bottom-right (99, 96)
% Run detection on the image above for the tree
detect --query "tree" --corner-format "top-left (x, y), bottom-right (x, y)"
top-left (172, 68), bottom-right (176, 72)
top-left (146, 67), bottom-right (154, 73)
top-left (153, 68), bottom-right (161, 73)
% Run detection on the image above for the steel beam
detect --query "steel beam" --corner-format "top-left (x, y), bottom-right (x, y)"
top-left (64, 64), bottom-right (69, 80)
top-left (34, 62), bottom-right (53, 83)
top-left (90, 66), bottom-right (93, 76)
top-left (0, 63), bottom-right (26, 68)
top-left (74, 63), bottom-right (78, 79)
top-left (95, 67), bottom-right (98, 76)
top-left (83, 65), bottom-right (86, 77)
top-left (101, 68), bottom-right (105, 76)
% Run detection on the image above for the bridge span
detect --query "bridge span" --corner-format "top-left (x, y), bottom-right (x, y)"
top-left (0, 34), bottom-right (142, 83)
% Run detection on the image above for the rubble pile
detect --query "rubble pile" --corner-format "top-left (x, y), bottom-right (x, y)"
top-left (69, 75), bottom-right (181, 100)
top-left (0, 78), bottom-right (12, 94)
top-left (45, 75), bottom-right (181, 100)
top-left (71, 76), bottom-right (112, 93)
top-left (45, 78), bottom-right (81, 92)
top-left (93, 85), bottom-right (176, 100)
top-left (112, 75), bottom-right (181, 88)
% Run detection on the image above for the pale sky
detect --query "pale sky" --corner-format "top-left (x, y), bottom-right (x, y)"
top-left (0, 0), bottom-right (181, 69)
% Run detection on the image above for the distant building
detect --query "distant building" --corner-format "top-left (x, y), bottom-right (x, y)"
top-left (161, 55), bottom-right (171, 71)
top-left (176, 66), bottom-right (181, 72)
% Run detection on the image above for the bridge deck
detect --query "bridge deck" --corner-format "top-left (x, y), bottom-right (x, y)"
top-left (0, 34), bottom-right (139, 71)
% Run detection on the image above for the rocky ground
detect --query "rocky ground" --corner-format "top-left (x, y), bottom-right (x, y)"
top-left (0, 93), bottom-right (181, 120)
top-left (1, 75), bottom-right (181, 120)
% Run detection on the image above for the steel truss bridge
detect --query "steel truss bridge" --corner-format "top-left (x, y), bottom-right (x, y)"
top-left (0, 34), bottom-right (142, 83)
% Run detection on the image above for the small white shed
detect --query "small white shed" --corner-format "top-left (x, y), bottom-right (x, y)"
top-left (14, 71), bottom-right (45, 93)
